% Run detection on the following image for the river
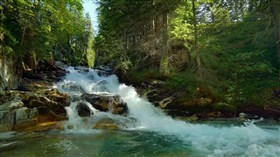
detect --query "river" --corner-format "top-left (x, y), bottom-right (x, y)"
top-left (0, 66), bottom-right (279, 157)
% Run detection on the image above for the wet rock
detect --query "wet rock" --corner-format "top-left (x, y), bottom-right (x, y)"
top-left (176, 114), bottom-right (198, 122)
top-left (97, 65), bottom-right (113, 72)
top-left (159, 96), bottom-right (174, 109)
top-left (96, 66), bottom-right (113, 76)
top-left (238, 106), bottom-right (280, 120)
top-left (93, 118), bottom-right (119, 130)
top-left (74, 66), bottom-right (90, 73)
top-left (239, 112), bottom-right (246, 119)
top-left (76, 102), bottom-right (93, 117)
top-left (13, 118), bottom-right (38, 130)
top-left (94, 123), bottom-right (119, 130)
top-left (91, 80), bottom-right (109, 92)
top-left (14, 106), bottom-right (38, 122)
top-left (81, 93), bottom-right (128, 115)
top-left (0, 111), bottom-right (14, 131)
top-left (55, 61), bottom-right (68, 70)
top-left (23, 121), bottom-right (65, 132)
top-left (23, 94), bottom-right (67, 116)
top-left (0, 99), bottom-right (24, 111)
top-left (0, 99), bottom-right (25, 131)
top-left (205, 112), bottom-right (222, 118)
top-left (1, 90), bottom-right (70, 125)
top-left (60, 82), bottom-right (85, 93)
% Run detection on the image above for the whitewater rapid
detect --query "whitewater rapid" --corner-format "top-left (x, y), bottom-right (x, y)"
top-left (56, 67), bottom-right (280, 157)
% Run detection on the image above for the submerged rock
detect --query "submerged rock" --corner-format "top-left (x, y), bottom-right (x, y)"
top-left (81, 93), bottom-right (128, 115)
top-left (93, 117), bottom-right (119, 130)
top-left (91, 80), bottom-right (109, 92)
top-left (23, 121), bottom-right (65, 132)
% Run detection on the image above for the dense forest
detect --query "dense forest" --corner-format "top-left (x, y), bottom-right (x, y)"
top-left (1, 0), bottom-right (279, 117)
top-left (0, 0), bottom-right (95, 69)
top-left (95, 0), bottom-right (280, 116)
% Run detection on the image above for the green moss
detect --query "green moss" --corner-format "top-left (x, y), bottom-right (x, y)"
top-left (166, 72), bottom-right (197, 92)
top-left (127, 69), bottom-right (164, 85)
top-left (212, 102), bottom-right (237, 112)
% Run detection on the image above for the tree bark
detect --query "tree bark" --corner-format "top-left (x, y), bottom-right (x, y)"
top-left (192, 0), bottom-right (202, 79)
top-left (159, 10), bottom-right (169, 74)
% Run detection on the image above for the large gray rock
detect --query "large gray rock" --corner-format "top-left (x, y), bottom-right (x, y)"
top-left (0, 99), bottom-right (39, 131)
top-left (0, 110), bottom-right (14, 131)
top-left (0, 55), bottom-right (21, 90)
top-left (0, 99), bottom-right (24, 111)
top-left (81, 93), bottom-right (128, 115)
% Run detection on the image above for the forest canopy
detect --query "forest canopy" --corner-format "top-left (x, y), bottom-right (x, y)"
top-left (94, 0), bottom-right (280, 108)
top-left (0, 0), bottom-right (95, 69)
top-left (1, 0), bottom-right (279, 110)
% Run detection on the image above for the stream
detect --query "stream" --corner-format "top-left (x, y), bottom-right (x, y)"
top-left (0, 66), bottom-right (279, 157)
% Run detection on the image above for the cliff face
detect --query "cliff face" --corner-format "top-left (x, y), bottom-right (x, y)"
top-left (0, 55), bottom-right (22, 91)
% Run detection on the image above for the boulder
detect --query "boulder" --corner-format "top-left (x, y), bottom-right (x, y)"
top-left (76, 102), bottom-right (93, 117)
top-left (0, 110), bottom-right (14, 131)
top-left (81, 93), bottom-right (128, 115)
top-left (23, 93), bottom-right (68, 116)
top-left (45, 89), bottom-right (70, 105)
top-left (96, 65), bottom-right (113, 76)
top-left (0, 55), bottom-right (21, 91)
top-left (0, 99), bottom-right (24, 111)
top-left (1, 90), bottom-right (70, 125)
top-left (159, 96), bottom-right (174, 109)
top-left (0, 99), bottom-right (25, 131)
top-left (0, 99), bottom-right (39, 131)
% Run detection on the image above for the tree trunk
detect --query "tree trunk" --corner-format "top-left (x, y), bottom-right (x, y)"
top-left (192, 0), bottom-right (202, 79)
top-left (159, 11), bottom-right (169, 75)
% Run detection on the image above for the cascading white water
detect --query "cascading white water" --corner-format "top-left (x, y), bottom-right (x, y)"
top-left (56, 66), bottom-right (280, 156)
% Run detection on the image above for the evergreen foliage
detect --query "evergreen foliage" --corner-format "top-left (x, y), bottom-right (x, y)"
top-left (0, 0), bottom-right (95, 70)
top-left (95, 0), bottom-right (280, 108)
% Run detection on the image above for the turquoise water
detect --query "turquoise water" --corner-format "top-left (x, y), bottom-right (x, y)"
top-left (0, 130), bottom-right (194, 157)
top-left (1, 121), bottom-right (279, 157)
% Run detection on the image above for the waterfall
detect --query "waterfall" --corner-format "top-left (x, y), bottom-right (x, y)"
top-left (56, 66), bottom-right (280, 156)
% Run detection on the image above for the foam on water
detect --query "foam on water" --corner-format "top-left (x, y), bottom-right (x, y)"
top-left (56, 66), bottom-right (280, 156)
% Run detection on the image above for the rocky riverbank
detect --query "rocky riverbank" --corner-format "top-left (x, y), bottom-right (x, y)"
top-left (0, 62), bottom-right (70, 132)
top-left (115, 69), bottom-right (280, 121)
top-left (1, 63), bottom-right (279, 133)
top-left (0, 63), bottom-right (130, 132)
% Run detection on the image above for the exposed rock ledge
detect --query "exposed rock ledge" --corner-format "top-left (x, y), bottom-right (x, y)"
top-left (0, 62), bottom-right (70, 132)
